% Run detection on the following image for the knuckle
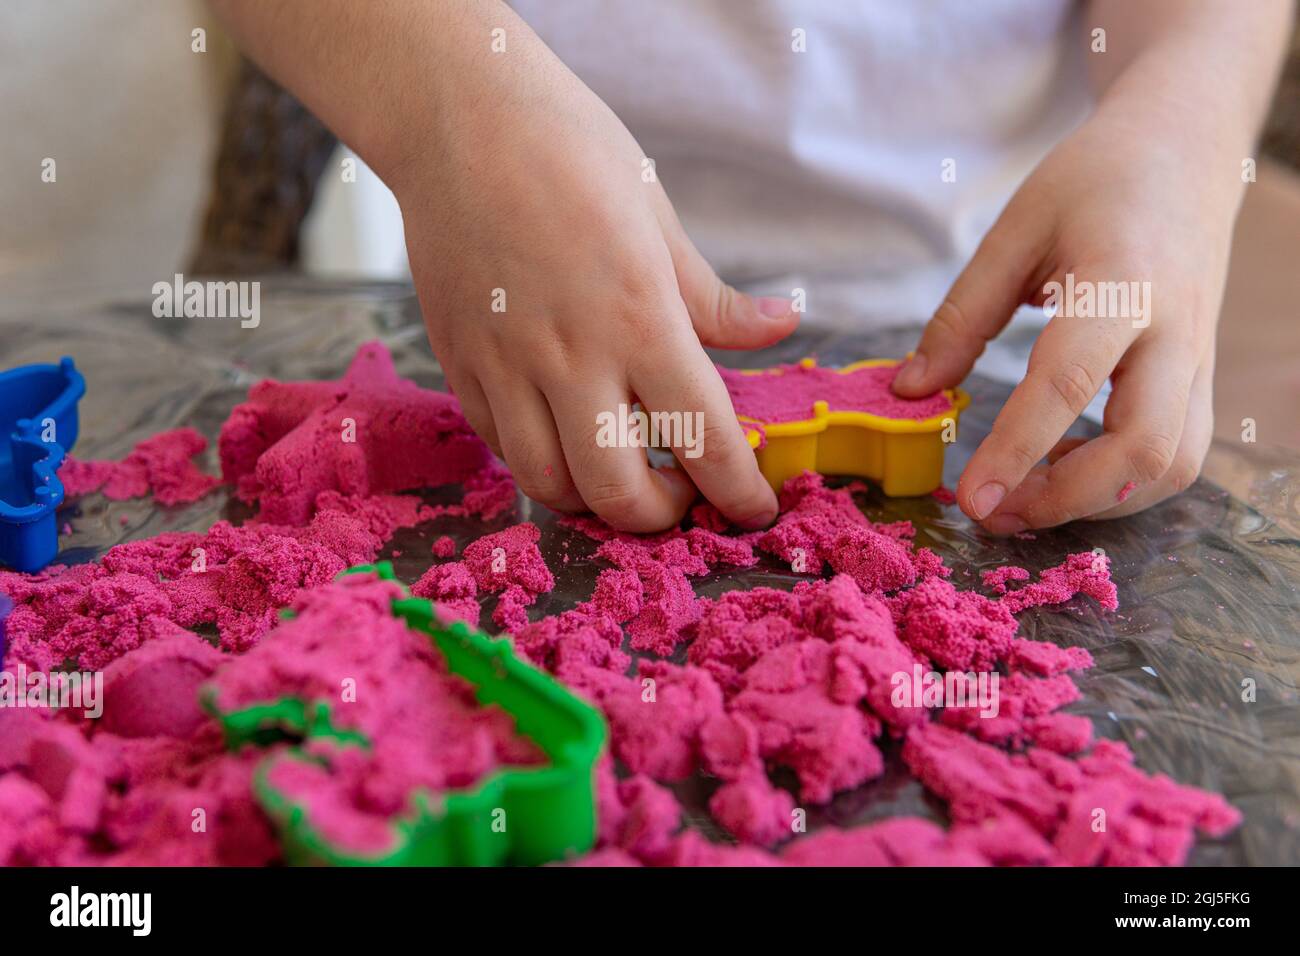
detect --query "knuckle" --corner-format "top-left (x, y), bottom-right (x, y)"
top-left (573, 194), bottom-right (639, 251)
top-left (930, 299), bottom-right (975, 343)
top-left (514, 465), bottom-right (577, 509)
top-left (695, 420), bottom-right (766, 485)
top-left (1111, 243), bottom-right (1157, 281)
top-left (991, 428), bottom-right (1044, 473)
top-left (571, 413), bottom-right (609, 462)
top-left (1047, 362), bottom-right (1099, 416)
top-left (635, 414), bottom-right (773, 525)
top-left (720, 485), bottom-right (774, 525)
top-left (532, 336), bottom-right (580, 385)
top-left (1128, 430), bottom-right (1180, 483)
top-left (599, 247), bottom-right (676, 317)
top-left (614, 299), bottom-right (672, 348)
top-left (698, 419), bottom-right (745, 463)
top-left (1022, 473), bottom-right (1070, 528)
top-left (707, 281), bottom-right (736, 330)
top-left (1166, 452), bottom-right (1203, 494)
top-left (517, 481), bottom-right (567, 511)
top-left (612, 263), bottom-right (662, 307)
top-left (518, 483), bottom-right (564, 510)
top-left (1027, 501), bottom-right (1068, 530)
top-left (585, 481), bottom-right (646, 528)
top-left (462, 412), bottom-right (501, 456)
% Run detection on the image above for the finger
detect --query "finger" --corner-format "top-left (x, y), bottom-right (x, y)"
top-left (1047, 436), bottom-right (1088, 465)
top-left (444, 368), bottom-right (502, 457)
top-left (956, 307), bottom-right (1138, 525)
top-left (976, 335), bottom-right (1197, 533)
top-left (1088, 356), bottom-right (1213, 520)
top-left (628, 331), bottom-right (778, 530)
top-left (480, 376), bottom-right (585, 513)
top-left (548, 382), bottom-right (697, 533)
top-left (660, 205), bottom-right (799, 349)
top-left (893, 198), bottom-right (1052, 396)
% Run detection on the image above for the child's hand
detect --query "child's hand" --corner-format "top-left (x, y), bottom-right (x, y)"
top-left (893, 107), bottom-right (1236, 534)
top-left (208, 0), bottom-right (796, 531)
top-left (393, 28), bottom-right (796, 532)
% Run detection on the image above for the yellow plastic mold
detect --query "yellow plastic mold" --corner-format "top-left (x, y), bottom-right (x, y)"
top-left (735, 358), bottom-right (970, 497)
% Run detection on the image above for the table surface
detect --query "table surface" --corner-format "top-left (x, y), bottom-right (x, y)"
top-left (4, 280), bottom-right (1298, 865)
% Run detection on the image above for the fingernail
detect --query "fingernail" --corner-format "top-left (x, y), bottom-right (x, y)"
top-left (755, 296), bottom-right (792, 318)
top-left (970, 481), bottom-right (1006, 520)
top-left (895, 353), bottom-right (927, 390)
top-left (985, 513), bottom-right (1028, 536)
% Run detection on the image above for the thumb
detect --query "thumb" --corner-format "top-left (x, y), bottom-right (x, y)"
top-left (663, 217), bottom-right (799, 350)
top-left (892, 206), bottom-right (1046, 397)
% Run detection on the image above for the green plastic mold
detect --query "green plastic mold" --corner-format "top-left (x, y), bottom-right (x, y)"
top-left (204, 561), bottom-right (607, 867)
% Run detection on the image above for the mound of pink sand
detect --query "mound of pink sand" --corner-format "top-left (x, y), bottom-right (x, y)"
top-left (218, 341), bottom-right (495, 524)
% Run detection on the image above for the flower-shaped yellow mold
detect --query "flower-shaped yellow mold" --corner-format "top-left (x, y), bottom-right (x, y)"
top-left (735, 358), bottom-right (970, 497)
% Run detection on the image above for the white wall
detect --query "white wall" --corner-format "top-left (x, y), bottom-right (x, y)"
top-left (0, 1), bottom-right (408, 320)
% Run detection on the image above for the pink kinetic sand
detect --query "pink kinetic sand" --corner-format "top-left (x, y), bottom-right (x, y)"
top-left (1117, 480), bottom-right (1137, 502)
top-left (931, 485), bottom-right (957, 505)
top-left (59, 427), bottom-right (220, 506)
top-left (100, 630), bottom-right (225, 739)
top-left (718, 361), bottom-right (952, 424)
top-left (413, 521), bottom-right (557, 632)
top-left (0, 340), bottom-right (1241, 868)
top-left (210, 574), bottom-right (542, 853)
top-left (551, 470), bottom-right (1231, 864)
top-left (218, 340), bottom-right (493, 524)
top-left (0, 574), bottom-right (539, 864)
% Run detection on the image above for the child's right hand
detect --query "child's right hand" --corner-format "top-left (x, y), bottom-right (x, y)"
top-left (391, 21), bottom-right (796, 532)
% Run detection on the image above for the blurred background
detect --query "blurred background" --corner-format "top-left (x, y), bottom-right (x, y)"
top-left (1, 0), bottom-right (1297, 451)
top-left (0, 0), bottom-right (409, 304)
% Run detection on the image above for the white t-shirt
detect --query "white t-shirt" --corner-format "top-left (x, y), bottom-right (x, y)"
top-left (4, 1), bottom-right (1092, 349)
top-left (510, 0), bottom-right (1091, 324)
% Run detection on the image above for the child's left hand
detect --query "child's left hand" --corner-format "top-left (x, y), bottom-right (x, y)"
top-left (892, 105), bottom-right (1239, 535)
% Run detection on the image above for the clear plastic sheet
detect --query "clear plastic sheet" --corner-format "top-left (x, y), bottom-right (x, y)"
top-left (5, 278), bottom-right (1297, 865)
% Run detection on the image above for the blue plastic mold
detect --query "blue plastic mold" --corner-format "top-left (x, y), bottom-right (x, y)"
top-left (0, 357), bottom-right (86, 573)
